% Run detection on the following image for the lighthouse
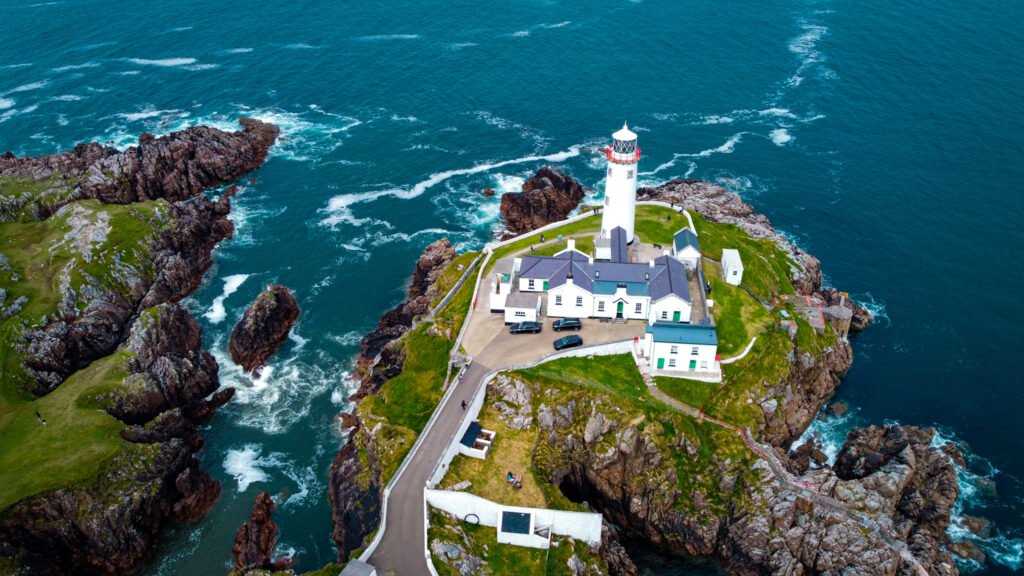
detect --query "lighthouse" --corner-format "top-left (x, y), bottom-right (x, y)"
top-left (600, 122), bottom-right (641, 244)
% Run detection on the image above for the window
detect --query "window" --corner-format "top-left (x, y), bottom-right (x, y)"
top-left (691, 347), bottom-right (699, 356)
top-left (626, 169), bottom-right (634, 179)
top-left (670, 345), bottom-right (678, 355)
top-left (514, 311), bottom-right (526, 317)
top-left (700, 361), bottom-right (708, 371)
top-left (598, 301), bottom-right (605, 312)
top-left (668, 359), bottom-right (677, 368)
top-left (528, 279), bottom-right (535, 289)
top-left (555, 295), bottom-right (562, 306)
top-left (635, 303), bottom-right (642, 314)
top-left (660, 311), bottom-right (668, 320)
top-left (576, 296), bottom-right (583, 307)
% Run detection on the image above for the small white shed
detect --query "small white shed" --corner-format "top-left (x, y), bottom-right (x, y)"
top-left (504, 292), bottom-right (541, 324)
top-left (721, 249), bottom-right (743, 286)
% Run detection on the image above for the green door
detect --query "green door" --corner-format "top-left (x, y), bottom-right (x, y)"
top-left (657, 358), bottom-right (665, 369)
top-left (689, 360), bottom-right (697, 371)
top-left (616, 301), bottom-right (624, 317)
top-left (672, 311), bottom-right (681, 322)
top-left (543, 281), bottom-right (549, 290)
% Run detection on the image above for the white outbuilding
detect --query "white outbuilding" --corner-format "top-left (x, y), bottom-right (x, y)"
top-left (503, 292), bottom-right (541, 324)
top-left (721, 249), bottom-right (744, 286)
top-left (672, 227), bottom-right (701, 270)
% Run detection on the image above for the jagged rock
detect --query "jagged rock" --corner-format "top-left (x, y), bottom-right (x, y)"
top-left (327, 423), bottom-right (382, 562)
top-left (957, 515), bottom-right (991, 539)
top-left (500, 167), bottom-right (586, 234)
top-left (228, 284), bottom-right (300, 375)
top-left (827, 400), bottom-right (849, 416)
top-left (599, 522), bottom-right (637, 576)
top-left (232, 492), bottom-right (291, 573)
top-left (482, 187), bottom-right (495, 197)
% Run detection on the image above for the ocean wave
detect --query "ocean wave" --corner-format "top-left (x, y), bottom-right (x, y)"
top-left (769, 128), bottom-right (793, 146)
top-left (356, 34), bottom-right (420, 41)
top-left (51, 61), bottom-right (100, 73)
top-left (511, 30), bottom-right (530, 37)
top-left (539, 21), bottom-right (572, 29)
top-left (683, 133), bottom-right (746, 158)
top-left (124, 57), bottom-right (197, 67)
top-left (699, 114), bottom-right (734, 125)
top-left (853, 292), bottom-right (890, 326)
top-left (319, 146), bottom-right (580, 227)
top-left (447, 42), bottom-right (478, 50)
top-left (226, 47), bottom-right (254, 54)
top-left (492, 173), bottom-right (525, 193)
top-left (49, 94), bottom-right (82, 102)
top-left (0, 98), bottom-right (13, 110)
top-left (117, 70), bottom-right (141, 76)
top-left (115, 107), bottom-right (187, 122)
top-left (224, 444), bottom-right (276, 492)
top-left (470, 110), bottom-right (549, 149)
top-left (204, 273), bottom-right (251, 324)
top-left (283, 43), bottom-right (323, 50)
top-left (3, 80), bottom-right (47, 95)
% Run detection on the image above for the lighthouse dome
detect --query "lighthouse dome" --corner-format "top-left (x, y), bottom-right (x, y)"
top-left (612, 122), bottom-right (637, 142)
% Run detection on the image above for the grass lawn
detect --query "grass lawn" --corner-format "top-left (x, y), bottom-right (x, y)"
top-left (634, 204), bottom-right (693, 245)
top-left (705, 265), bottom-right (774, 357)
top-left (431, 251), bottom-right (481, 309)
top-left (689, 212), bottom-right (796, 299)
top-left (0, 198), bottom-right (168, 512)
top-left (708, 327), bottom-right (794, 427)
top-left (655, 376), bottom-right (720, 410)
top-left (487, 212), bottom-right (602, 273)
top-left (444, 401), bottom-right (548, 509)
top-left (530, 235), bottom-right (596, 258)
top-left (514, 354), bottom-right (665, 412)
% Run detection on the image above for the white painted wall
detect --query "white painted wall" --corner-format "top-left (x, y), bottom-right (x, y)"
top-left (649, 294), bottom-right (692, 324)
top-left (644, 334), bottom-right (718, 372)
top-left (546, 281), bottom-right (593, 318)
top-left (425, 490), bottom-right (603, 546)
top-left (518, 277), bottom-right (548, 292)
top-left (675, 245), bottom-right (701, 269)
top-left (722, 249), bottom-right (744, 286)
top-left (601, 161), bottom-right (638, 243)
top-left (504, 301), bottom-right (539, 324)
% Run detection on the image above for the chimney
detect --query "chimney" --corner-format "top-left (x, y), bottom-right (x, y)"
top-left (649, 260), bottom-right (655, 268)
top-left (567, 236), bottom-right (576, 252)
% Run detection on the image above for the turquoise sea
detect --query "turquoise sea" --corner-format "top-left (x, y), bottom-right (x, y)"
top-left (2, 0), bottom-right (1022, 573)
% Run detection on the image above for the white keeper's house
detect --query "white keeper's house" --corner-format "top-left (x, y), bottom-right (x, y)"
top-left (488, 123), bottom-right (727, 381)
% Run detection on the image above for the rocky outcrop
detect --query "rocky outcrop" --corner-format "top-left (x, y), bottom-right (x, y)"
top-left (229, 284), bottom-right (300, 374)
top-left (327, 418), bottom-right (382, 562)
top-left (638, 179), bottom-right (872, 330)
top-left (232, 492), bottom-right (292, 574)
top-left (352, 238), bottom-right (457, 398)
top-left (500, 167), bottom-right (586, 235)
top-left (0, 304), bottom-right (228, 575)
top-left (0, 118), bottom-right (279, 221)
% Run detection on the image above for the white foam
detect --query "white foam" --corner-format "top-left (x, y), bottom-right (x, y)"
top-left (125, 57), bottom-right (197, 67)
top-left (283, 43), bottom-right (321, 49)
top-left (223, 444), bottom-right (274, 492)
top-left (641, 154), bottom-right (684, 177)
top-left (540, 21), bottom-right (571, 29)
top-left (168, 26), bottom-right (193, 32)
top-left (118, 70), bottom-right (141, 76)
top-left (390, 114), bottom-right (419, 122)
top-left (330, 331), bottom-right (365, 347)
top-left (227, 47), bottom-right (253, 54)
top-left (0, 63), bottom-right (32, 70)
top-left (356, 34), bottom-right (420, 41)
top-left (492, 173), bottom-right (525, 193)
top-left (758, 107), bottom-right (798, 119)
top-left (0, 98), bottom-right (13, 110)
top-left (789, 23), bottom-right (827, 56)
top-left (512, 30), bottom-right (531, 37)
top-left (116, 108), bottom-right (185, 121)
top-left (447, 42), bottom-right (478, 50)
top-left (770, 128), bottom-right (793, 146)
top-left (700, 114), bottom-right (734, 125)
top-left (51, 61), bottom-right (100, 73)
top-left (3, 81), bottom-right (47, 95)
top-left (204, 274), bottom-right (251, 324)
top-left (49, 94), bottom-right (82, 102)
top-left (683, 133), bottom-right (746, 158)
top-left (319, 146), bottom-right (580, 227)
top-left (183, 63), bottom-right (219, 71)
top-left (854, 292), bottom-right (889, 326)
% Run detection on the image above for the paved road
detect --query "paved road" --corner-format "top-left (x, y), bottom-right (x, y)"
top-left (367, 360), bottom-right (492, 576)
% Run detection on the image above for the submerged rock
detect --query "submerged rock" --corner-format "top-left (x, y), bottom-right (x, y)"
top-left (228, 284), bottom-right (300, 375)
top-left (500, 166), bottom-right (586, 234)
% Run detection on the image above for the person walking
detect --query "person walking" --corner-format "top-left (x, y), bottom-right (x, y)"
top-left (461, 400), bottom-right (467, 410)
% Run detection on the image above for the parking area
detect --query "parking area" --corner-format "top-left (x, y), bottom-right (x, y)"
top-left (464, 307), bottom-right (645, 369)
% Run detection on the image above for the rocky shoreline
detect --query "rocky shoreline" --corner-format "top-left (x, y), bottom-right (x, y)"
top-left (333, 168), bottom-right (972, 575)
top-left (0, 120), bottom-right (278, 574)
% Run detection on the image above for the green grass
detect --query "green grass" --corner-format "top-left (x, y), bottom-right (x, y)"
top-left (633, 204), bottom-right (693, 245)
top-left (0, 350), bottom-right (131, 511)
top-left (530, 235), bottom-right (596, 257)
top-left (514, 354), bottom-right (661, 410)
top-left (655, 376), bottom-right (720, 409)
top-left (708, 327), bottom-right (794, 428)
top-left (487, 212), bottom-right (602, 271)
top-left (705, 266), bottom-right (774, 357)
top-left (689, 212), bottom-right (796, 299)
top-left (0, 175), bottom-right (80, 223)
top-left (431, 251), bottom-right (481, 308)
top-left (434, 255), bottom-right (482, 340)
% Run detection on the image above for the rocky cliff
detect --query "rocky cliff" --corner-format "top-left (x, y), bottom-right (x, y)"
top-left (231, 492), bottom-right (293, 574)
top-left (0, 121), bottom-right (277, 574)
top-left (229, 284), bottom-right (300, 375)
top-left (500, 166), bottom-right (587, 235)
top-left (327, 238), bottom-right (458, 562)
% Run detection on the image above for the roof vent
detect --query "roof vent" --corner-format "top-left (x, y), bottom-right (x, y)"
top-left (645, 272), bottom-right (649, 281)
top-left (595, 270), bottom-right (600, 279)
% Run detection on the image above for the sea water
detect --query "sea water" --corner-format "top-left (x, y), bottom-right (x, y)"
top-left (2, 0), bottom-right (1022, 573)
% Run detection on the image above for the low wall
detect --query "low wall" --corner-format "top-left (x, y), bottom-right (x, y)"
top-left (425, 490), bottom-right (603, 545)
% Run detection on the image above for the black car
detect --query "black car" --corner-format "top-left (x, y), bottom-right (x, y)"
top-left (552, 318), bottom-right (582, 331)
top-left (508, 321), bottom-right (542, 334)
top-left (553, 335), bottom-right (583, 350)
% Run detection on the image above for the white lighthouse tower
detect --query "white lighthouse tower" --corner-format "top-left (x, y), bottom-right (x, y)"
top-left (600, 122), bottom-right (641, 244)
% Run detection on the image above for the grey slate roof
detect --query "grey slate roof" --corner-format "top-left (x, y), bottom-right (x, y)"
top-left (505, 292), bottom-right (540, 308)
top-left (649, 255), bottom-right (690, 302)
top-left (674, 228), bottom-right (700, 253)
top-left (611, 227), bottom-right (628, 263)
top-left (646, 323), bottom-right (718, 346)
